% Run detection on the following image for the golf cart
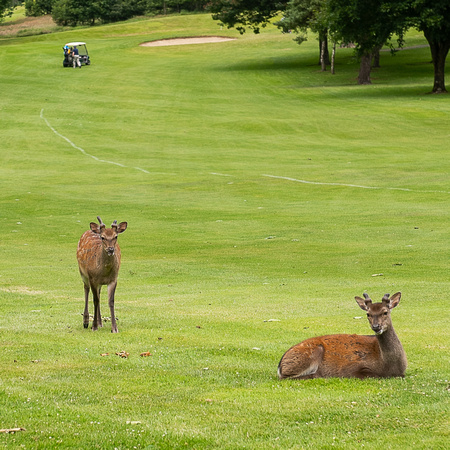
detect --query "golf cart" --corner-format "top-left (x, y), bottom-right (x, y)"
top-left (63, 42), bottom-right (90, 67)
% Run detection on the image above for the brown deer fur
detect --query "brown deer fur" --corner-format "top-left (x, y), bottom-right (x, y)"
top-left (278, 292), bottom-right (407, 379)
top-left (77, 216), bottom-right (127, 333)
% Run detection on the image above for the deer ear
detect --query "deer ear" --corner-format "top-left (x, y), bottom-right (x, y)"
top-left (388, 292), bottom-right (401, 309)
top-left (355, 296), bottom-right (370, 311)
top-left (90, 222), bottom-right (101, 234)
top-left (117, 222), bottom-right (127, 233)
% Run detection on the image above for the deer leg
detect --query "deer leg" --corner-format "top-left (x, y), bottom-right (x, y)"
top-left (91, 283), bottom-right (101, 331)
top-left (97, 286), bottom-right (103, 328)
top-left (83, 283), bottom-right (90, 329)
top-left (278, 345), bottom-right (324, 379)
top-left (107, 281), bottom-right (118, 333)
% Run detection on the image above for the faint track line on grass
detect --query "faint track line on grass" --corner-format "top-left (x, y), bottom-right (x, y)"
top-left (262, 174), bottom-right (450, 194)
top-left (40, 109), bottom-right (150, 174)
top-left (210, 172), bottom-right (234, 177)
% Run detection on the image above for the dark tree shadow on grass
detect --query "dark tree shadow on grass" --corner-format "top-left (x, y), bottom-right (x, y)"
top-left (213, 50), bottom-right (441, 98)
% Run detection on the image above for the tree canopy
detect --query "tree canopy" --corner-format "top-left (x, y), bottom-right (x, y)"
top-left (275, 0), bottom-right (330, 65)
top-left (276, 0), bottom-right (327, 46)
top-left (210, 0), bottom-right (286, 34)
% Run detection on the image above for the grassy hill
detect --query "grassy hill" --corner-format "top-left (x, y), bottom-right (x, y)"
top-left (0, 12), bottom-right (449, 449)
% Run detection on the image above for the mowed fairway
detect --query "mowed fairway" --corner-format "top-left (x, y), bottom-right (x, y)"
top-left (1, 13), bottom-right (449, 449)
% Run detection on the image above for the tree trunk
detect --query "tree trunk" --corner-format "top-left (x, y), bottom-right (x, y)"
top-left (320, 40), bottom-right (326, 71)
top-left (331, 41), bottom-right (336, 75)
top-left (425, 33), bottom-right (449, 94)
top-left (358, 52), bottom-right (372, 85)
top-left (318, 32), bottom-right (330, 66)
top-left (372, 45), bottom-right (382, 68)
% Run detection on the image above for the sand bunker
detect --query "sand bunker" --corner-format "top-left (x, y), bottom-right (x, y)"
top-left (140, 36), bottom-right (235, 47)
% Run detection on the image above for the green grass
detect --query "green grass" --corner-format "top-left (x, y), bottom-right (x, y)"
top-left (1, 13), bottom-right (449, 449)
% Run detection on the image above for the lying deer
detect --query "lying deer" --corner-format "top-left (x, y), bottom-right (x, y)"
top-left (77, 217), bottom-right (127, 333)
top-left (278, 292), bottom-right (407, 379)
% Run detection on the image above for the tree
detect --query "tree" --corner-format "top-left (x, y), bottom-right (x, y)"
top-left (25, 0), bottom-right (53, 16)
top-left (1, 0), bottom-right (22, 22)
top-left (409, 0), bottom-right (450, 93)
top-left (209, 0), bottom-right (287, 34)
top-left (326, 0), bottom-right (407, 84)
top-left (52, 0), bottom-right (97, 26)
top-left (97, 0), bottom-right (147, 23)
top-left (275, 0), bottom-right (330, 67)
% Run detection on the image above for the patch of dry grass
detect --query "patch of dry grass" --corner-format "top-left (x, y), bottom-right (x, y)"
top-left (0, 14), bottom-right (58, 37)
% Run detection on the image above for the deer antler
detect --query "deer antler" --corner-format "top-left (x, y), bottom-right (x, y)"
top-left (97, 216), bottom-right (105, 229)
top-left (111, 220), bottom-right (118, 230)
top-left (363, 292), bottom-right (372, 306)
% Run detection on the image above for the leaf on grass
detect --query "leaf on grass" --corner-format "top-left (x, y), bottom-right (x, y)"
top-left (264, 319), bottom-right (280, 322)
top-left (100, 353), bottom-right (110, 357)
top-left (140, 352), bottom-right (152, 357)
top-left (371, 273), bottom-right (384, 277)
top-left (0, 428), bottom-right (25, 433)
top-left (116, 351), bottom-right (129, 358)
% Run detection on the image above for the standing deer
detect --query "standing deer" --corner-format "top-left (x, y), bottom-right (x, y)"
top-left (278, 292), bottom-right (407, 379)
top-left (77, 216), bottom-right (127, 333)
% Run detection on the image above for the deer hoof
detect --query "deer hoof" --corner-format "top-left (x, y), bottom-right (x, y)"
top-left (83, 323), bottom-right (89, 329)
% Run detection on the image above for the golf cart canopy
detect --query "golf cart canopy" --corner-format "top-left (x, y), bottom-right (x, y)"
top-left (66, 41), bottom-right (86, 47)
top-left (65, 42), bottom-right (88, 55)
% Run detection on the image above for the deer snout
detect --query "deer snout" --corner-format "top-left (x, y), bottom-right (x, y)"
top-left (372, 324), bottom-right (383, 335)
top-left (106, 247), bottom-right (115, 256)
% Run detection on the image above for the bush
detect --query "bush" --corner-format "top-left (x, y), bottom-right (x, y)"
top-left (50, 0), bottom-right (209, 27)
top-left (52, 0), bottom-right (150, 26)
top-left (25, 0), bottom-right (54, 17)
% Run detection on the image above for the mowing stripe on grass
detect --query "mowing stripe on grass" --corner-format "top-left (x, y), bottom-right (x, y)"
top-left (40, 109), bottom-right (150, 174)
top-left (262, 174), bottom-right (450, 195)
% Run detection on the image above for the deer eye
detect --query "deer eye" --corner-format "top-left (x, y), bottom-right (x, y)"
top-left (367, 313), bottom-right (371, 318)
top-left (383, 311), bottom-right (388, 316)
